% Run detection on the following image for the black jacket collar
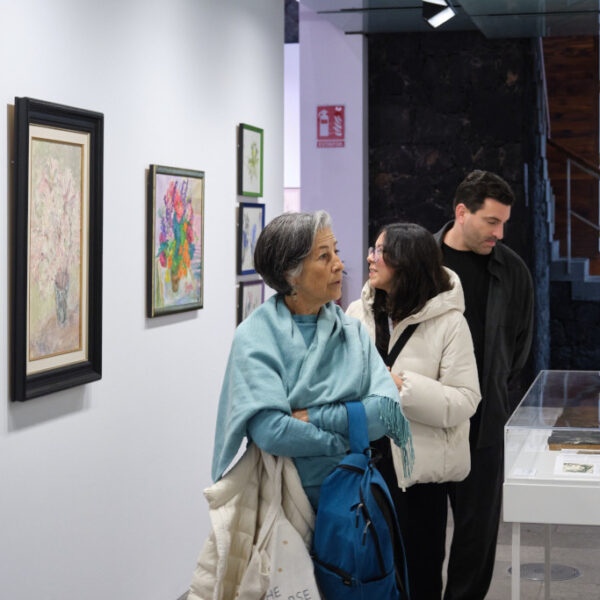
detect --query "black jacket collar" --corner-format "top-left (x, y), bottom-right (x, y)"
top-left (434, 220), bottom-right (507, 273)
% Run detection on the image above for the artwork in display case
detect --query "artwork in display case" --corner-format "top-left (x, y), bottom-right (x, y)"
top-left (238, 123), bottom-right (263, 197)
top-left (504, 370), bottom-right (600, 481)
top-left (237, 280), bottom-right (265, 324)
top-left (237, 202), bottom-right (265, 275)
top-left (12, 97), bottom-right (104, 401)
top-left (147, 165), bottom-right (205, 317)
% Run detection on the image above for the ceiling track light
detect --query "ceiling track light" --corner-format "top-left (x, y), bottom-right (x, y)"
top-left (423, 0), bottom-right (456, 29)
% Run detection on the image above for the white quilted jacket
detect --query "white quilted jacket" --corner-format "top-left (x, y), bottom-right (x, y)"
top-left (346, 269), bottom-right (481, 489)
top-left (188, 444), bottom-right (315, 600)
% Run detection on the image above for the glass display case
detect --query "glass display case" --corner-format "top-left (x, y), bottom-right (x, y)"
top-left (505, 370), bottom-right (600, 490)
top-left (504, 370), bottom-right (600, 600)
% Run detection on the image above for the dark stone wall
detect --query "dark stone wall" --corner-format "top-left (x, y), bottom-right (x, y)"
top-left (529, 44), bottom-right (551, 375)
top-left (285, 0), bottom-right (298, 44)
top-left (551, 283), bottom-right (600, 368)
top-left (368, 31), bottom-right (546, 391)
top-left (368, 31), bottom-right (537, 266)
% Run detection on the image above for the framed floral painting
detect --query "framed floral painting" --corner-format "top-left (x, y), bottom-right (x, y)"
top-left (147, 165), bottom-right (205, 317)
top-left (238, 123), bottom-right (263, 197)
top-left (12, 97), bottom-right (104, 401)
top-left (237, 202), bottom-right (265, 275)
top-left (237, 280), bottom-right (264, 324)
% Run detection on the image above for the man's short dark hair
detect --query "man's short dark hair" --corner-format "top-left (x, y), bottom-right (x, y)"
top-left (453, 170), bottom-right (515, 212)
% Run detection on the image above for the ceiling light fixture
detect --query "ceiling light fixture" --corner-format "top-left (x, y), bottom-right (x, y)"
top-left (423, 0), bottom-right (456, 28)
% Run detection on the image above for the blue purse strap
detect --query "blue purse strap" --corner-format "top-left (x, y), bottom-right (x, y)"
top-left (345, 401), bottom-right (370, 455)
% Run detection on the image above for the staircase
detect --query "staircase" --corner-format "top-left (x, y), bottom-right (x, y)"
top-left (550, 245), bottom-right (600, 301)
top-left (543, 36), bottom-right (600, 300)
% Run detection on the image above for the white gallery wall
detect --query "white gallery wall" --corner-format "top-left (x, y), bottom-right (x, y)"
top-left (299, 3), bottom-right (368, 307)
top-left (284, 43), bottom-right (300, 190)
top-left (284, 42), bottom-right (300, 212)
top-left (0, 2), bottom-right (284, 599)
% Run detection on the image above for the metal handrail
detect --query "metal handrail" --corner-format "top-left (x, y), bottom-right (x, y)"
top-left (547, 138), bottom-right (600, 178)
top-left (547, 138), bottom-right (600, 275)
top-left (572, 210), bottom-right (600, 232)
top-left (538, 38), bottom-right (551, 138)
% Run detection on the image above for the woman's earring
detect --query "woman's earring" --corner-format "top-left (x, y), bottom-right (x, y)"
top-left (288, 279), bottom-right (298, 297)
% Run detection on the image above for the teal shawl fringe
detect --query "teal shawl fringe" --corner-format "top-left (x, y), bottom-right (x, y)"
top-left (213, 295), bottom-right (414, 485)
top-left (379, 396), bottom-right (414, 478)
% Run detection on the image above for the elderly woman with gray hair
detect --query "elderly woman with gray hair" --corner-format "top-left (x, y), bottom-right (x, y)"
top-left (212, 210), bottom-right (413, 508)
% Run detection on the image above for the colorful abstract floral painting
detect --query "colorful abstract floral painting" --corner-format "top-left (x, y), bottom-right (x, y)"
top-left (150, 167), bottom-right (204, 315)
top-left (29, 139), bottom-right (83, 361)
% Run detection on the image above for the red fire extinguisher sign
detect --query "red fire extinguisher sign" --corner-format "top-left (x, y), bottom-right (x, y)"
top-left (317, 105), bottom-right (345, 148)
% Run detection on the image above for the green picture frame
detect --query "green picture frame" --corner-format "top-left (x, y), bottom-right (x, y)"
top-left (238, 123), bottom-right (264, 197)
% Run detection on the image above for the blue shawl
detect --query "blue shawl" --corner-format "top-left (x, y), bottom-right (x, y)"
top-left (212, 295), bottom-right (413, 484)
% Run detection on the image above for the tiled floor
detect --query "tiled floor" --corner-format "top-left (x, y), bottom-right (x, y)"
top-left (183, 505), bottom-right (600, 599)
top-left (445, 508), bottom-right (600, 599)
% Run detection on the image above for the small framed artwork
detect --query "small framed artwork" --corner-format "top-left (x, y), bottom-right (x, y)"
top-left (12, 97), bottom-right (104, 401)
top-left (237, 280), bottom-right (265, 324)
top-left (238, 123), bottom-right (263, 197)
top-left (237, 202), bottom-right (265, 275)
top-left (147, 165), bottom-right (205, 317)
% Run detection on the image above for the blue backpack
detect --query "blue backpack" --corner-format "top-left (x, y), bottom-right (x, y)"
top-left (312, 401), bottom-right (410, 599)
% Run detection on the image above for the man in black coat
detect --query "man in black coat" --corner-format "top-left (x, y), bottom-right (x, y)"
top-left (434, 170), bottom-right (534, 600)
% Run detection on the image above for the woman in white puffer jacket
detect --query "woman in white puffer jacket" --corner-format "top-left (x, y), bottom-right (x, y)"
top-left (346, 222), bottom-right (480, 600)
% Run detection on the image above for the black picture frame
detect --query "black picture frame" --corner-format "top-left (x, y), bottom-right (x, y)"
top-left (237, 280), bottom-right (265, 324)
top-left (237, 202), bottom-right (265, 275)
top-left (12, 97), bottom-right (103, 401)
top-left (237, 123), bottom-right (264, 197)
top-left (147, 164), bottom-right (205, 317)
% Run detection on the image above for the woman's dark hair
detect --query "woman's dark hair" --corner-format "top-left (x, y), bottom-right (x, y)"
top-left (373, 222), bottom-right (452, 357)
top-left (254, 210), bottom-right (332, 295)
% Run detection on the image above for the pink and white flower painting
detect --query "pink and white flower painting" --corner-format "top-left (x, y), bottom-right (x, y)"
top-left (28, 139), bottom-right (83, 362)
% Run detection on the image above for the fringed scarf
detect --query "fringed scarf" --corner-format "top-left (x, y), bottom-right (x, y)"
top-left (212, 295), bottom-right (413, 486)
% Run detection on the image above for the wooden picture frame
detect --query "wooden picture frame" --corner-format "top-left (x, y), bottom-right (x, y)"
top-left (238, 123), bottom-right (264, 197)
top-left (237, 280), bottom-right (265, 324)
top-left (12, 97), bottom-right (104, 401)
top-left (237, 202), bottom-right (265, 275)
top-left (147, 165), bottom-right (205, 317)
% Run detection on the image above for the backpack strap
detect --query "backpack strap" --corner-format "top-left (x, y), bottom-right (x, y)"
top-left (345, 401), bottom-right (369, 455)
top-left (385, 323), bottom-right (418, 368)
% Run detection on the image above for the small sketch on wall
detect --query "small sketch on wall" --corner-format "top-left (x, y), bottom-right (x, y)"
top-left (237, 202), bottom-right (265, 275)
top-left (237, 280), bottom-right (264, 324)
top-left (238, 123), bottom-right (264, 197)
